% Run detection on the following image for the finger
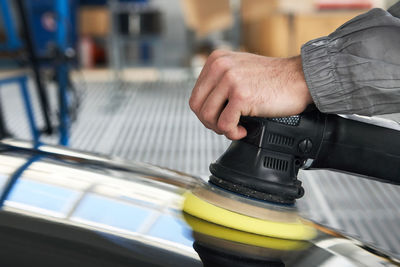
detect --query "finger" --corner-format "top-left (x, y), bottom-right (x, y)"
top-left (191, 50), bottom-right (229, 98)
top-left (189, 52), bottom-right (231, 113)
top-left (197, 49), bottom-right (230, 83)
top-left (217, 100), bottom-right (247, 140)
top-left (198, 80), bottom-right (230, 131)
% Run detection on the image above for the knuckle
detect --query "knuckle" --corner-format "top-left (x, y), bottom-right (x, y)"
top-left (223, 69), bottom-right (238, 84)
top-left (188, 97), bottom-right (198, 112)
top-left (211, 57), bottom-right (231, 73)
top-left (203, 123), bottom-right (211, 130)
top-left (217, 119), bottom-right (230, 133)
top-left (201, 109), bottom-right (214, 123)
top-left (231, 87), bottom-right (245, 100)
top-left (210, 49), bottom-right (227, 59)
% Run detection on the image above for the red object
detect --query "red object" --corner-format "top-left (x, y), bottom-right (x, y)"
top-left (79, 36), bottom-right (106, 68)
top-left (79, 36), bottom-right (94, 68)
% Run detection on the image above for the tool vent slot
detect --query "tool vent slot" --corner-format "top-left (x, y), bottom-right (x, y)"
top-left (267, 133), bottom-right (294, 147)
top-left (264, 157), bottom-right (289, 172)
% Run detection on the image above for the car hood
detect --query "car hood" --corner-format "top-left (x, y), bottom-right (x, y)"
top-left (0, 139), bottom-right (398, 266)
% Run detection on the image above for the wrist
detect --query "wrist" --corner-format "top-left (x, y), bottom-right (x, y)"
top-left (290, 56), bottom-right (313, 108)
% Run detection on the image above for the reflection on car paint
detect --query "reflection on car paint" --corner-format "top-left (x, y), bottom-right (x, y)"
top-left (148, 214), bottom-right (193, 247)
top-left (72, 193), bottom-right (152, 232)
top-left (0, 154), bottom-right (195, 252)
top-left (0, 174), bottom-right (7, 191)
top-left (6, 178), bottom-right (80, 215)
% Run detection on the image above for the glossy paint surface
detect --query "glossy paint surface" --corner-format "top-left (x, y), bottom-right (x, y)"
top-left (0, 139), bottom-right (397, 266)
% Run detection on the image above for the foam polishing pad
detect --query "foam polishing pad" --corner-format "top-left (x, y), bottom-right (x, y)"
top-left (182, 191), bottom-right (316, 241)
top-left (183, 213), bottom-right (309, 251)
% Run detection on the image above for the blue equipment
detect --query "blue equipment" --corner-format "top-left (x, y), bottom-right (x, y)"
top-left (0, 0), bottom-right (78, 146)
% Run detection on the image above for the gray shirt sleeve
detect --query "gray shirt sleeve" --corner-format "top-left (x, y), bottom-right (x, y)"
top-left (301, 2), bottom-right (400, 116)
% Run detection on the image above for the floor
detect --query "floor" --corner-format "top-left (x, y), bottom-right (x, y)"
top-left (1, 70), bottom-right (400, 260)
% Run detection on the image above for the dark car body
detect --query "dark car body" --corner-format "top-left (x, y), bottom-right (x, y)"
top-left (0, 139), bottom-right (398, 266)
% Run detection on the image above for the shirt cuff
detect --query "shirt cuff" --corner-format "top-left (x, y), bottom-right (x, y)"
top-left (301, 37), bottom-right (345, 114)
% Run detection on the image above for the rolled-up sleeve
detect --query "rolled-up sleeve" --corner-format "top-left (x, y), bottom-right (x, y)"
top-left (301, 3), bottom-right (400, 116)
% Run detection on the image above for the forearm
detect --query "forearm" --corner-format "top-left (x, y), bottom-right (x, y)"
top-left (301, 3), bottom-right (400, 116)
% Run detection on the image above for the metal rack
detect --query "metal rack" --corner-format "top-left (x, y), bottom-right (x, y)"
top-left (108, 0), bottom-right (163, 87)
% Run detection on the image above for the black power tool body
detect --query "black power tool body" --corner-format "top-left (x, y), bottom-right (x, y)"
top-left (209, 108), bottom-right (400, 204)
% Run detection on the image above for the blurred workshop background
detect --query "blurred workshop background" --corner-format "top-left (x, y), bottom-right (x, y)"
top-left (1, 0), bottom-right (400, 260)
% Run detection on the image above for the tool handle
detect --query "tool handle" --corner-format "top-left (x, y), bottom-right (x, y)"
top-left (310, 114), bottom-right (400, 185)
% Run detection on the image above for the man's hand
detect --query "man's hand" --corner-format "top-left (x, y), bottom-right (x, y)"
top-left (189, 50), bottom-right (313, 140)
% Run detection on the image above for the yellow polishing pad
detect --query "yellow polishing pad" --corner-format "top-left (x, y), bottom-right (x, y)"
top-left (183, 213), bottom-right (308, 251)
top-left (182, 192), bottom-right (316, 241)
